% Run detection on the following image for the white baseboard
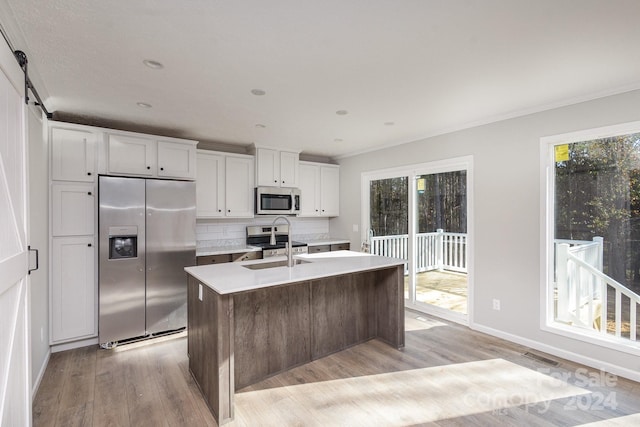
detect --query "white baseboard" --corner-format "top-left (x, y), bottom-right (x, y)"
top-left (470, 322), bottom-right (640, 383)
top-left (51, 337), bottom-right (99, 353)
top-left (31, 349), bottom-right (50, 401)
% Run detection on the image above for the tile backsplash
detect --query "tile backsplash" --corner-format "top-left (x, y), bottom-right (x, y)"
top-left (196, 217), bottom-right (330, 248)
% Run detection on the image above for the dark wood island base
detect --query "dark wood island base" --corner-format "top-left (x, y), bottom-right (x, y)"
top-left (187, 264), bottom-right (404, 425)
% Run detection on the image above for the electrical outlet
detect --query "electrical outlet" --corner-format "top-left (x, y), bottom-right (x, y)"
top-left (492, 299), bottom-right (501, 311)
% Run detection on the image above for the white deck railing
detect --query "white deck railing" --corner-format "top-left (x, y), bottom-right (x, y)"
top-left (556, 237), bottom-right (640, 341)
top-left (370, 229), bottom-right (467, 274)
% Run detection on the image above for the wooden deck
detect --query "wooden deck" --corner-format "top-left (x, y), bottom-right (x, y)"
top-left (405, 270), bottom-right (468, 314)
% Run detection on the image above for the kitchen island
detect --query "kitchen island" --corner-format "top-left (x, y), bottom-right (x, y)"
top-left (184, 251), bottom-right (405, 425)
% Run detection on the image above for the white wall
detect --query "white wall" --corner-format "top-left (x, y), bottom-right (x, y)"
top-left (27, 105), bottom-right (49, 393)
top-left (332, 89), bottom-right (640, 378)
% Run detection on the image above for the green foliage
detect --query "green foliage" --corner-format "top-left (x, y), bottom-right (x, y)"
top-left (555, 132), bottom-right (640, 286)
top-left (368, 171), bottom-right (467, 236)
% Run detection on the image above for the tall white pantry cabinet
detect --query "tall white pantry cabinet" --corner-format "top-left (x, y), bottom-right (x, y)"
top-left (50, 126), bottom-right (98, 345)
top-left (48, 122), bottom-right (197, 348)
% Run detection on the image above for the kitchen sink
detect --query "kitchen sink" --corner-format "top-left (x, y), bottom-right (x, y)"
top-left (242, 259), bottom-right (310, 270)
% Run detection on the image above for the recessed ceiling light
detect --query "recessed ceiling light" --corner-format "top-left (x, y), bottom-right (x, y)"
top-left (143, 59), bottom-right (164, 70)
top-left (334, 138), bottom-right (343, 143)
top-left (251, 89), bottom-right (266, 96)
top-left (336, 110), bottom-right (348, 115)
top-left (384, 121), bottom-right (395, 126)
top-left (255, 124), bottom-right (266, 128)
top-left (136, 102), bottom-right (152, 108)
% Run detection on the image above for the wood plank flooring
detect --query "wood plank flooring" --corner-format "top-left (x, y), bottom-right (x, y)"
top-left (33, 312), bottom-right (640, 426)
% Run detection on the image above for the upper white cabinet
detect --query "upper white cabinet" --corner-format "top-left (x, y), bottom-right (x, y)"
top-left (157, 140), bottom-right (197, 179)
top-left (51, 126), bottom-right (96, 182)
top-left (298, 161), bottom-right (340, 217)
top-left (255, 147), bottom-right (299, 187)
top-left (106, 132), bottom-right (197, 179)
top-left (225, 154), bottom-right (255, 217)
top-left (52, 183), bottom-right (95, 236)
top-left (196, 151), bottom-right (225, 217)
top-left (106, 133), bottom-right (156, 176)
top-left (196, 150), bottom-right (254, 218)
top-left (320, 165), bottom-right (340, 216)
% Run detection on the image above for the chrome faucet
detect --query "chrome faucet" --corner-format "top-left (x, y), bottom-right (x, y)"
top-left (270, 215), bottom-right (294, 267)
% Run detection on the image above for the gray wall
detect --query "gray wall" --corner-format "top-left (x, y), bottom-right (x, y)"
top-left (332, 89), bottom-right (640, 378)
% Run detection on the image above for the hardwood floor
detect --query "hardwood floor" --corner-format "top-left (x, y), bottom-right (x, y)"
top-left (34, 312), bottom-right (640, 426)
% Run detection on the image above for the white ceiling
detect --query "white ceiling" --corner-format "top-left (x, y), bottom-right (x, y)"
top-left (2, 0), bottom-right (640, 159)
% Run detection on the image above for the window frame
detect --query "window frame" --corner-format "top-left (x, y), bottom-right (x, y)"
top-left (540, 120), bottom-right (640, 356)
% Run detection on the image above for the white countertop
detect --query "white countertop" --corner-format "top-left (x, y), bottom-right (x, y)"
top-left (197, 245), bottom-right (261, 257)
top-left (301, 238), bottom-right (350, 246)
top-left (184, 250), bottom-right (405, 295)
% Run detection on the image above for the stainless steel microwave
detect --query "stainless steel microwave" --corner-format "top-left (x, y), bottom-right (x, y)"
top-left (255, 186), bottom-right (301, 215)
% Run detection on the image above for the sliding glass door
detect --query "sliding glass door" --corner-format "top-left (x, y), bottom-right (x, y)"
top-left (362, 157), bottom-right (472, 324)
top-left (413, 170), bottom-right (468, 319)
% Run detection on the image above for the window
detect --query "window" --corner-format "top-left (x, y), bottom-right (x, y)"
top-left (543, 122), bottom-right (640, 352)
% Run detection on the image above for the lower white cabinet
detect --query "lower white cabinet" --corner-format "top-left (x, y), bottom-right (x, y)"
top-left (196, 150), bottom-right (254, 218)
top-left (299, 162), bottom-right (339, 217)
top-left (51, 236), bottom-right (96, 343)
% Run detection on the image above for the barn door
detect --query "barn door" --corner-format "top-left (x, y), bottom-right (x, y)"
top-left (0, 44), bottom-right (31, 425)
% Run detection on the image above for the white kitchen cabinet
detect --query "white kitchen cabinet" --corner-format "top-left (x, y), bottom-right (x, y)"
top-left (196, 151), bottom-right (225, 217)
top-left (196, 150), bottom-right (254, 218)
top-left (50, 126), bottom-right (96, 182)
top-left (106, 133), bottom-right (156, 176)
top-left (279, 150), bottom-right (299, 187)
top-left (320, 165), bottom-right (340, 216)
top-left (51, 236), bottom-right (96, 343)
top-left (157, 140), bottom-right (196, 179)
top-left (298, 161), bottom-right (340, 217)
top-left (51, 183), bottom-right (95, 236)
top-left (255, 147), bottom-right (299, 187)
top-left (225, 154), bottom-right (255, 217)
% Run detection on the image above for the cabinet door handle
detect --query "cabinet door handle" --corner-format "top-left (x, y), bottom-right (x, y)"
top-left (147, 166), bottom-right (151, 170)
top-left (88, 191), bottom-right (92, 196)
top-left (87, 243), bottom-right (92, 247)
top-left (87, 172), bottom-right (92, 176)
top-left (227, 209), bottom-right (231, 212)
top-left (218, 209), bottom-right (222, 212)
top-left (160, 167), bottom-right (164, 171)
top-left (274, 180), bottom-right (277, 183)
top-left (28, 246), bottom-right (39, 275)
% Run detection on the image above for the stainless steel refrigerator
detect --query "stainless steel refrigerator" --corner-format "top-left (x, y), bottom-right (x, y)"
top-left (98, 176), bottom-right (196, 346)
